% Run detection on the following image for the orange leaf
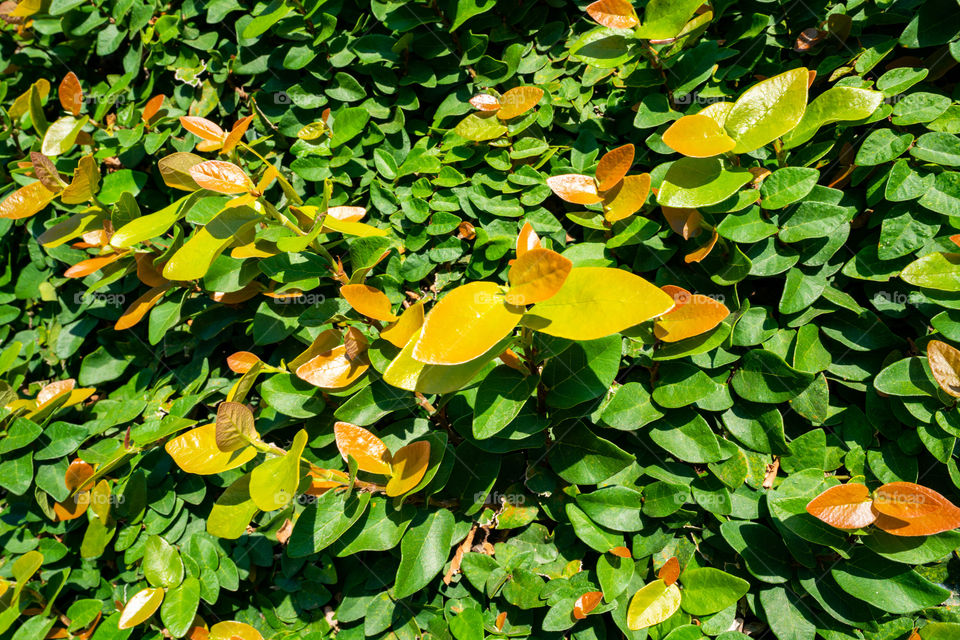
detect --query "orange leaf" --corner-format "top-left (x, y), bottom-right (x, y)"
top-left (381, 301), bottom-right (425, 348)
top-left (654, 286), bottom-right (729, 342)
top-left (950, 234), bottom-right (960, 249)
top-left (53, 492), bottom-right (90, 521)
top-left (662, 114), bottom-right (736, 158)
top-left (227, 351), bottom-right (261, 374)
top-left (495, 612), bottom-right (507, 631)
top-left (222, 115), bottom-right (254, 155)
top-left (65, 459), bottom-right (94, 492)
top-left (661, 206), bottom-right (703, 239)
top-left (64, 252), bottom-right (125, 278)
top-left (114, 284), bottom-right (172, 330)
top-left (0, 181), bottom-right (56, 220)
top-left (586, 0), bottom-right (639, 28)
top-left (180, 116), bottom-right (225, 143)
top-left (547, 174), bottom-right (602, 205)
top-left (296, 346), bottom-right (368, 389)
top-left (58, 72), bottom-right (83, 116)
top-left (684, 228), bottom-right (719, 263)
top-left (871, 482), bottom-right (960, 536)
top-left (306, 468), bottom-right (349, 495)
top-left (386, 440), bottom-right (431, 496)
top-left (596, 143), bottom-right (634, 192)
top-left (469, 94), bottom-right (501, 111)
top-left (142, 94), bottom-right (165, 124)
top-left (805, 483), bottom-right (877, 530)
top-left (497, 86), bottom-right (543, 120)
top-left (506, 248), bottom-right (573, 305)
top-left (189, 160), bottom-right (252, 194)
top-left (516, 221), bottom-right (542, 257)
top-left (927, 339), bottom-right (960, 398)
top-left (333, 422), bottom-right (391, 475)
top-left (609, 546), bottom-right (631, 558)
top-left (658, 557), bottom-right (680, 587)
top-left (603, 174), bottom-right (651, 222)
top-left (135, 253), bottom-right (168, 287)
top-left (326, 206), bottom-right (366, 222)
top-left (573, 591), bottom-right (603, 620)
top-left (341, 284), bottom-right (398, 322)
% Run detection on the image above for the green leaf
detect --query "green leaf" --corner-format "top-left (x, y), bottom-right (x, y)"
top-left (680, 568), bottom-right (750, 615)
top-left (731, 350), bottom-right (814, 403)
top-left (393, 508), bottom-right (456, 599)
top-left (657, 157), bottom-right (753, 208)
top-left (143, 535), bottom-right (185, 588)
top-left (549, 426), bottom-right (633, 484)
top-left (249, 428), bottom-right (307, 512)
top-left (782, 87), bottom-right (883, 149)
top-left (287, 489), bottom-right (372, 557)
top-left (759, 167), bottom-right (819, 209)
top-left (901, 252), bottom-right (960, 291)
top-left (831, 548), bottom-right (950, 614)
top-left (723, 68), bottom-right (808, 153)
top-left (160, 576), bottom-right (200, 638)
top-left (855, 128), bottom-right (914, 166)
top-left (473, 366), bottom-right (538, 439)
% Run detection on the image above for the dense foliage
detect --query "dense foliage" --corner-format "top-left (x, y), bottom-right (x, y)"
top-left (4, 0), bottom-right (960, 639)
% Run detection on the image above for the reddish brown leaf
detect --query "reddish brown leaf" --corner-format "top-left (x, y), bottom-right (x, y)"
top-left (596, 144), bottom-right (635, 192)
top-left (658, 557), bottom-right (680, 586)
top-left (142, 94), bottom-right (165, 124)
top-left (871, 482), bottom-right (960, 536)
top-left (58, 72), bottom-right (83, 116)
top-left (806, 483), bottom-right (877, 530)
top-left (573, 591), bottom-right (603, 619)
top-left (180, 116), bottom-right (225, 143)
top-left (495, 612), bottom-right (507, 631)
top-left (64, 252), bottom-right (126, 278)
top-left (227, 351), bottom-right (261, 374)
top-left (609, 546), bottom-right (631, 558)
top-left (222, 115), bottom-right (254, 155)
top-left (114, 284), bottom-right (172, 330)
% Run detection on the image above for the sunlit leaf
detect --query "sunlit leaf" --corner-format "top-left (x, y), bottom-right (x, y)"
top-left (215, 402), bottom-right (259, 452)
top-left (41, 115), bottom-right (89, 157)
top-left (30, 151), bottom-right (65, 192)
top-left (497, 86), bottom-right (543, 120)
top-left (698, 101), bottom-right (734, 128)
top-left (385, 440), bottom-right (430, 496)
top-left (654, 285), bottom-right (729, 342)
top-left (334, 422), bottom-right (392, 475)
top-left (179, 116), bottom-right (225, 143)
top-left (586, 0), bottom-right (639, 29)
top-left (662, 114), bottom-right (736, 157)
top-left (64, 252), bottom-right (126, 278)
top-left (596, 143), bottom-right (635, 192)
top-left (341, 284), bottom-right (398, 322)
top-left (636, 0), bottom-right (702, 39)
top-left (469, 94), bottom-right (501, 111)
top-left (60, 155), bottom-right (101, 205)
top-left (306, 467), bottom-right (349, 494)
top-left (188, 160), bottom-right (252, 194)
top-left (142, 94), bottom-right (165, 124)
top-left (162, 205), bottom-right (261, 281)
top-left (455, 112), bottom-right (507, 141)
top-left (927, 339), bottom-right (960, 397)
top-left (782, 87), bottom-right (883, 149)
top-left (207, 473), bottom-right (258, 539)
top-left (657, 157), bottom-right (752, 208)
top-left (724, 68), bottom-right (809, 153)
top-left (805, 483), bottom-right (877, 530)
top-left (603, 174), bottom-right (651, 222)
top-left (58, 72), bottom-right (83, 117)
top-left (516, 221), bottom-right (542, 257)
top-left (506, 248), bottom-right (573, 305)
top-left (114, 284), bottom-right (171, 331)
top-left (249, 429), bottom-right (307, 511)
top-left (321, 216), bottom-right (388, 237)
top-left (165, 424), bottom-right (256, 475)
top-left (296, 345), bottom-right (369, 389)
top-left (384, 328), bottom-right (511, 394)
top-left (627, 579), bottom-right (682, 630)
top-left (413, 282), bottom-right (523, 365)
top-left (547, 174), bottom-right (602, 205)
top-left (573, 591), bottom-right (604, 619)
top-left (658, 557), bottom-right (680, 586)
top-left (221, 115), bottom-right (254, 155)
top-left (381, 301), bottom-right (425, 348)
top-left (0, 181), bottom-right (56, 220)
top-left (523, 267), bottom-right (674, 340)
top-left (118, 587), bottom-right (164, 629)
top-left (209, 621), bottom-right (264, 640)
top-left (872, 482), bottom-right (960, 536)
top-left (158, 153), bottom-right (204, 191)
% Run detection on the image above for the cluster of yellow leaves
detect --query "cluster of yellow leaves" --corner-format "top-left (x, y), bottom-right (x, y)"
top-left (334, 422), bottom-right (431, 497)
top-left (807, 481), bottom-right (960, 536)
top-left (547, 144), bottom-right (651, 223)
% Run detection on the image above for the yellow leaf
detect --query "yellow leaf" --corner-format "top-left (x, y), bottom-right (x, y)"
top-left (603, 174), bottom-right (651, 222)
top-left (321, 216), bottom-right (388, 237)
top-left (698, 102), bottom-right (734, 128)
top-left (654, 285), bottom-right (730, 342)
top-left (384, 328), bottom-right (510, 394)
top-left (497, 86), bottom-right (543, 120)
top-left (412, 282), bottom-right (523, 365)
top-left (516, 221), bottom-right (542, 257)
top-left (8, 80), bottom-right (49, 121)
top-left (295, 345), bottom-right (369, 389)
top-left (626, 580), bottom-right (681, 630)
top-left (506, 248), bottom-right (573, 305)
top-left (222, 115), bottom-right (254, 155)
top-left (188, 160), bottom-right (251, 194)
top-left (327, 206), bottom-right (366, 222)
top-left (596, 143), bottom-right (634, 192)
top-left (334, 422), bottom-right (392, 475)
top-left (386, 441), bottom-right (431, 496)
top-left (927, 339), bottom-right (960, 397)
top-left (249, 429), bottom-right (307, 511)
top-left (546, 174), bottom-right (602, 205)
top-left (164, 424), bottom-right (256, 475)
top-left (586, 0), bottom-right (639, 29)
top-left (118, 587), bottom-right (165, 629)
top-left (662, 114), bottom-right (736, 157)
top-left (289, 329), bottom-right (342, 371)
top-left (0, 181), bottom-right (56, 220)
top-left (522, 267), bottom-right (674, 340)
top-left (381, 301), bottom-right (425, 348)
top-left (341, 284), bottom-right (398, 322)
top-left (209, 621), bottom-right (264, 640)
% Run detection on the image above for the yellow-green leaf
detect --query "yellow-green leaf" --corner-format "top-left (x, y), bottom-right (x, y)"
top-left (207, 473), bottom-right (259, 539)
top-left (724, 68), bottom-right (809, 153)
top-left (627, 579), bottom-right (681, 630)
top-left (164, 424), bottom-right (256, 475)
top-left (158, 152), bottom-right (204, 191)
top-left (118, 587), bottom-right (165, 629)
top-left (384, 329), bottom-right (511, 394)
top-left (522, 267), bottom-right (674, 340)
top-left (162, 205), bottom-right (261, 281)
top-left (41, 115), bottom-right (89, 157)
top-left (249, 428), bottom-right (307, 511)
top-left (413, 282), bottom-right (523, 365)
